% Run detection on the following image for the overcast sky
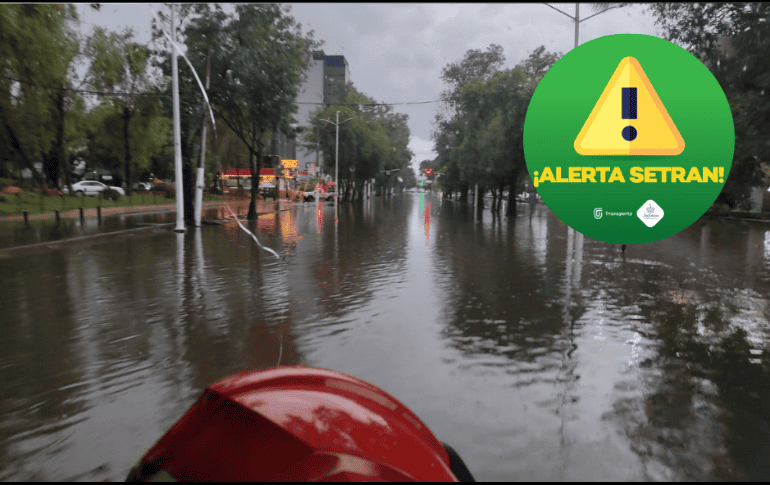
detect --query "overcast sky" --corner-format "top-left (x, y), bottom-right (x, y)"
top-left (75, 3), bottom-right (664, 175)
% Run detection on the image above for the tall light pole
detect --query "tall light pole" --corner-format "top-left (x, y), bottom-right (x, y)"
top-left (321, 111), bottom-right (352, 222)
top-left (542, 2), bottom-right (623, 237)
top-left (542, 3), bottom-right (623, 49)
top-left (171, 5), bottom-right (185, 232)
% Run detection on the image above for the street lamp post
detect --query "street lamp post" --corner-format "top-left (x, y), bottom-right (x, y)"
top-left (542, 3), bottom-right (623, 49)
top-left (321, 111), bottom-right (353, 222)
top-left (542, 2), bottom-right (622, 237)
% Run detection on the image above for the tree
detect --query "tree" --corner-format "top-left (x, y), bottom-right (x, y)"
top-left (304, 83), bottom-right (412, 200)
top-left (173, 4), bottom-right (320, 220)
top-left (86, 27), bottom-right (163, 195)
top-left (84, 92), bottom-right (170, 187)
top-left (0, 4), bottom-right (82, 191)
top-left (432, 44), bottom-right (506, 203)
top-left (432, 44), bottom-right (560, 214)
top-left (647, 2), bottom-right (770, 208)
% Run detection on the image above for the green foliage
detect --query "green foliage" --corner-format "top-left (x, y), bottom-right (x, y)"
top-left (304, 83), bottom-right (413, 197)
top-left (402, 166), bottom-right (417, 188)
top-left (432, 44), bottom-right (560, 204)
top-left (153, 3), bottom-right (320, 218)
top-left (647, 2), bottom-right (770, 206)
top-left (0, 177), bottom-right (14, 188)
top-left (101, 187), bottom-right (120, 201)
top-left (85, 27), bottom-right (164, 194)
top-left (0, 4), bottom-right (81, 187)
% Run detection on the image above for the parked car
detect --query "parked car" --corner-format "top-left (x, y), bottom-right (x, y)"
top-left (63, 180), bottom-right (125, 197)
top-left (132, 181), bottom-right (152, 191)
top-left (303, 188), bottom-right (336, 202)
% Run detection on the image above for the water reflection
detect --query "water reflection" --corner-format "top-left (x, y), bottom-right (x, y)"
top-left (0, 194), bottom-right (769, 480)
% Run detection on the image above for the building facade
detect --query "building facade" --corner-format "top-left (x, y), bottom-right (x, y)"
top-left (294, 50), bottom-right (351, 180)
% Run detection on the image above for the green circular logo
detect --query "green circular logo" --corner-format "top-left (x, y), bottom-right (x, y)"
top-left (524, 34), bottom-right (734, 244)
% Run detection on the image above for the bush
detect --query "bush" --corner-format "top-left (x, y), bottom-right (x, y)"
top-left (710, 203), bottom-right (731, 216)
top-left (45, 187), bottom-right (65, 196)
top-left (151, 182), bottom-right (174, 199)
top-left (102, 188), bottom-right (121, 201)
top-left (0, 177), bottom-right (14, 189)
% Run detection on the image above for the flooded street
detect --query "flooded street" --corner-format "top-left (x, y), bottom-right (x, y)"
top-left (1, 193), bottom-right (769, 481)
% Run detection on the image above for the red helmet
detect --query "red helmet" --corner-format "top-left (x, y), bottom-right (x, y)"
top-left (126, 366), bottom-right (462, 481)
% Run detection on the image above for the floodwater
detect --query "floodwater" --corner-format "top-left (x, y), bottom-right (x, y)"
top-left (0, 193), bottom-right (769, 481)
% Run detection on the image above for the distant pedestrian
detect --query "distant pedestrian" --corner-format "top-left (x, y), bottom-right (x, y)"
top-left (529, 190), bottom-right (537, 217)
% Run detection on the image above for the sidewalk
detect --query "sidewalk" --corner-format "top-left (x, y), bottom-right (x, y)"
top-left (0, 198), bottom-right (301, 223)
top-left (0, 197), bottom-right (307, 251)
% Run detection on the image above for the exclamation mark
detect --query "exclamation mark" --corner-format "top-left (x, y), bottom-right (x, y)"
top-left (622, 87), bottom-right (638, 141)
top-left (719, 167), bottom-right (724, 183)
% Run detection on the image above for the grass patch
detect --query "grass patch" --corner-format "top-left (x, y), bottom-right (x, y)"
top-left (0, 191), bottom-right (228, 216)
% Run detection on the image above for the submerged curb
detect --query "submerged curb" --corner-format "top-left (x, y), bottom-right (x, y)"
top-left (0, 199), bottom-right (304, 223)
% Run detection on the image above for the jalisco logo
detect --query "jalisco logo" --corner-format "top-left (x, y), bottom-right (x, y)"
top-left (637, 199), bottom-right (664, 227)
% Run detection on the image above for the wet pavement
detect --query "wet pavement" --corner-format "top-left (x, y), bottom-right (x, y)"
top-left (0, 199), bottom-right (292, 251)
top-left (0, 193), bottom-right (769, 481)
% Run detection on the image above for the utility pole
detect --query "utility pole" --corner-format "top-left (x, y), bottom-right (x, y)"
top-left (171, 5), bottom-right (185, 233)
top-left (194, 52), bottom-right (211, 227)
top-left (542, 3), bottom-right (623, 49)
top-left (321, 111), bottom-right (352, 222)
top-left (335, 111), bottom-right (339, 218)
top-left (574, 3), bottom-right (579, 48)
top-left (542, 2), bottom-right (623, 235)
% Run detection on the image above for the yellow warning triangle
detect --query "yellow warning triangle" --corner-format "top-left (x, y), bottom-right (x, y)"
top-left (574, 57), bottom-right (684, 155)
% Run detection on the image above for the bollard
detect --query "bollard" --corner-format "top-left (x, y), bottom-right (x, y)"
top-left (23, 210), bottom-right (28, 225)
top-left (79, 207), bottom-right (84, 225)
top-left (55, 209), bottom-right (60, 223)
top-left (97, 206), bottom-right (101, 222)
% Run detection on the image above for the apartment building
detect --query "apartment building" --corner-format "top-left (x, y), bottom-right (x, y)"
top-left (294, 50), bottom-right (351, 180)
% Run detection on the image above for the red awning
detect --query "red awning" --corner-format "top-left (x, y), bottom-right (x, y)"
top-left (223, 168), bottom-right (277, 177)
top-left (222, 168), bottom-right (252, 177)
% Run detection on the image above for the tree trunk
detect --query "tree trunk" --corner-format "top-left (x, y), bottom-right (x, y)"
top-left (506, 174), bottom-right (518, 217)
top-left (491, 187), bottom-right (497, 212)
top-left (356, 175), bottom-right (365, 201)
top-left (54, 88), bottom-right (74, 194)
top-left (0, 102), bottom-right (44, 188)
top-left (183, 161), bottom-right (194, 224)
top-left (247, 142), bottom-right (261, 220)
top-left (123, 106), bottom-right (132, 196)
top-left (459, 182), bottom-right (468, 203)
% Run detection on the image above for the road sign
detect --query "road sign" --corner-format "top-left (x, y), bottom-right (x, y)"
top-left (574, 57), bottom-right (684, 156)
top-left (524, 34), bottom-right (733, 245)
top-left (424, 168), bottom-right (434, 177)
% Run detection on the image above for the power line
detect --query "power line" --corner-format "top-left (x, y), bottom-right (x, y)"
top-left (1, 75), bottom-right (170, 98)
top-left (296, 100), bottom-right (442, 106)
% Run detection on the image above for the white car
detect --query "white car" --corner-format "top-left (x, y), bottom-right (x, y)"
top-left (64, 180), bottom-right (125, 197)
